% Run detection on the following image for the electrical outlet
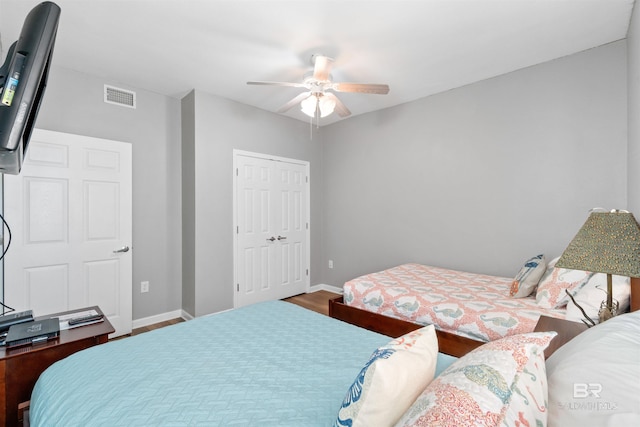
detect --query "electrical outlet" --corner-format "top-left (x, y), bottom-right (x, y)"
top-left (328, 260), bottom-right (334, 269)
top-left (141, 281), bottom-right (149, 293)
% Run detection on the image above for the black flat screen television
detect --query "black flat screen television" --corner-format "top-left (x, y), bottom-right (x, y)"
top-left (0, 1), bottom-right (60, 175)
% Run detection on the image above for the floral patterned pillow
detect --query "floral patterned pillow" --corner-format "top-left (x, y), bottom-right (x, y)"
top-left (535, 268), bottom-right (593, 308)
top-left (334, 325), bottom-right (438, 427)
top-left (394, 332), bottom-right (556, 427)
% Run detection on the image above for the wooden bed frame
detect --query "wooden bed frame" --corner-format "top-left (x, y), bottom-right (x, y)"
top-left (330, 277), bottom-right (640, 358)
top-left (329, 296), bottom-right (482, 358)
top-left (632, 277), bottom-right (640, 312)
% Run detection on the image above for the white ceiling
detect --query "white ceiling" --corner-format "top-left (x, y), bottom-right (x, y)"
top-left (0, 0), bottom-right (635, 126)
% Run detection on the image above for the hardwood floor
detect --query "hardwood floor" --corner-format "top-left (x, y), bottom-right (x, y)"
top-left (282, 290), bottom-right (339, 316)
top-left (125, 291), bottom-right (338, 338)
top-left (130, 317), bottom-right (184, 336)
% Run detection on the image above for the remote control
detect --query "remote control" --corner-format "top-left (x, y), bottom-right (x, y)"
top-left (68, 314), bottom-right (103, 326)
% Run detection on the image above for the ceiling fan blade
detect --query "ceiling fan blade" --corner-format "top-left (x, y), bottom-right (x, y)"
top-left (331, 83), bottom-right (390, 94)
top-left (247, 81), bottom-right (307, 89)
top-left (325, 93), bottom-right (351, 117)
top-left (277, 92), bottom-right (312, 114)
top-left (312, 55), bottom-right (333, 81)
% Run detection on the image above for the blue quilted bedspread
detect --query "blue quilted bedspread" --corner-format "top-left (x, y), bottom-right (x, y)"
top-left (30, 301), bottom-right (456, 426)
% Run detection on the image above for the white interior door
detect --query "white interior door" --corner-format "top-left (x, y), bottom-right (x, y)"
top-left (234, 151), bottom-right (309, 308)
top-left (3, 129), bottom-right (132, 337)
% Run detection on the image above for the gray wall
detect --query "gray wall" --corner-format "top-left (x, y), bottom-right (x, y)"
top-left (629, 4), bottom-right (640, 215)
top-left (320, 41), bottom-right (628, 286)
top-left (182, 90), bottom-right (323, 316)
top-left (32, 66), bottom-right (183, 321)
top-left (11, 34), bottom-right (631, 320)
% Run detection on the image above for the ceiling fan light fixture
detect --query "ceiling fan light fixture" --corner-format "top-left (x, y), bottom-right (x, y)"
top-left (300, 95), bottom-right (317, 117)
top-left (249, 53), bottom-right (387, 121)
top-left (318, 95), bottom-right (336, 118)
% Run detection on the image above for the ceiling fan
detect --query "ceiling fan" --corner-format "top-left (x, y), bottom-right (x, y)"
top-left (247, 54), bottom-right (390, 119)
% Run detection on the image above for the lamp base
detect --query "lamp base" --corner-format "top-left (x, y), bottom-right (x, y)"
top-left (598, 300), bottom-right (619, 323)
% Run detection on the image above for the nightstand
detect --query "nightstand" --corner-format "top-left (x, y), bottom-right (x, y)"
top-left (0, 306), bottom-right (115, 427)
top-left (534, 315), bottom-right (589, 359)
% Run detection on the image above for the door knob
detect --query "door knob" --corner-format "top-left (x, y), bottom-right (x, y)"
top-left (266, 237), bottom-right (276, 242)
top-left (113, 246), bottom-right (130, 253)
top-left (277, 236), bottom-right (287, 241)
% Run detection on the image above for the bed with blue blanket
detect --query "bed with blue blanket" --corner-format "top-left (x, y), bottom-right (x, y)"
top-left (30, 300), bottom-right (640, 426)
top-left (29, 301), bottom-right (456, 426)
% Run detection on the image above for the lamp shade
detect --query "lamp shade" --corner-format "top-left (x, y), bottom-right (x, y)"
top-left (555, 210), bottom-right (640, 278)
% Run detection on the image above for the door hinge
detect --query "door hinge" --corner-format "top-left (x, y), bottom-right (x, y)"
top-left (306, 176), bottom-right (308, 183)
top-left (236, 168), bottom-right (239, 176)
top-left (236, 226), bottom-right (239, 234)
top-left (306, 269), bottom-right (309, 276)
top-left (306, 222), bottom-right (309, 230)
top-left (237, 283), bottom-right (239, 292)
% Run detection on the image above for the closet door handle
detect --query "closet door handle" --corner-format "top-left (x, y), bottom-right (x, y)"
top-left (277, 236), bottom-right (287, 241)
top-left (113, 246), bottom-right (130, 253)
top-left (267, 237), bottom-right (276, 242)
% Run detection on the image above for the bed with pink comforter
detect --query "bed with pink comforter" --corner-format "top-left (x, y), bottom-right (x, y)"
top-left (343, 263), bottom-right (567, 342)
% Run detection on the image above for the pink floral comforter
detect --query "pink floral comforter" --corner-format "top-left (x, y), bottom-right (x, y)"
top-left (343, 263), bottom-right (566, 342)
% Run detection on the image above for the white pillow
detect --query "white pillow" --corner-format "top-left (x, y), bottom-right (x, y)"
top-left (546, 310), bottom-right (640, 426)
top-left (335, 325), bottom-right (438, 427)
top-left (547, 256), bottom-right (560, 269)
top-left (510, 254), bottom-right (546, 298)
top-left (565, 274), bottom-right (630, 324)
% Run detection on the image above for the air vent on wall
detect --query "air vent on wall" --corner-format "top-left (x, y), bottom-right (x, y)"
top-left (104, 85), bottom-right (136, 109)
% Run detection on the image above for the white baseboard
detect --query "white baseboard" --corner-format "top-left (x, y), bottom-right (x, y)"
top-left (308, 283), bottom-right (342, 294)
top-left (134, 286), bottom-right (341, 328)
top-left (181, 310), bottom-right (195, 321)
top-left (132, 309), bottom-right (188, 329)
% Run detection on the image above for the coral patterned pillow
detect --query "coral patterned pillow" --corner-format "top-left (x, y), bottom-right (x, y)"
top-left (510, 254), bottom-right (546, 298)
top-left (535, 268), bottom-right (593, 308)
top-left (394, 332), bottom-right (556, 427)
top-left (334, 325), bottom-right (438, 427)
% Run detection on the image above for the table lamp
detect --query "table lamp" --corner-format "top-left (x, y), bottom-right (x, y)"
top-left (556, 209), bottom-right (640, 323)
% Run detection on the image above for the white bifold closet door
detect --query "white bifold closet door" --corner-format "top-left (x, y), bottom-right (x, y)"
top-left (234, 150), bottom-right (310, 308)
top-left (3, 129), bottom-right (133, 337)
